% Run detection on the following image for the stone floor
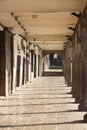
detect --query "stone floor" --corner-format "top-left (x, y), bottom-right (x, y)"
top-left (0, 76), bottom-right (87, 130)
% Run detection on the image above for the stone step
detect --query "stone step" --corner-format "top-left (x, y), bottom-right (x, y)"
top-left (43, 71), bottom-right (63, 76)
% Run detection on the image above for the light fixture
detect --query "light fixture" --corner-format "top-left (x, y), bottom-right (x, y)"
top-left (32, 14), bottom-right (38, 19)
top-left (53, 53), bottom-right (58, 59)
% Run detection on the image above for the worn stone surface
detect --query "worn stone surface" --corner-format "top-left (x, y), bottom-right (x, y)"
top-left (0, 76), bottom-right (86, 130)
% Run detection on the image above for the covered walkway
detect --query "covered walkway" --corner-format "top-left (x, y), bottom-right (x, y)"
top-left (1, 0), bottom-right (87, 129)
top-left (0, 76), bottom-right (86, 130)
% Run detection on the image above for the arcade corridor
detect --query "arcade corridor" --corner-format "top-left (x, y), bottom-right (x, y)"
top-left (1, 0), bottom-right (87, 129)
top-left (0, 76), bottom-right (86, 130)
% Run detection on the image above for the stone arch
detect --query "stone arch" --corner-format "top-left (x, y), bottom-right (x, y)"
top-left (42, 50), bottom-right (64, 69)
top-left (42, 50), bottom-right (65, 59)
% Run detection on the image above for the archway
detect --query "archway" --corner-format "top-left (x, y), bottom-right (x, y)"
top-left (49, 53), bottom-right (63, 69)
top-left (42, 52), bottom-right (64, 76)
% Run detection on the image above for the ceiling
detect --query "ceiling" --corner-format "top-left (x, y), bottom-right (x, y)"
top-left (0, 0), bottom-right (86, 50)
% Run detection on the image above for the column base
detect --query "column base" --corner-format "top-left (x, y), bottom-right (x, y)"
top-left (68, 91), bottom-right (72, 94)
top-left (84, 114), bottom-right (87, 122)
top-left (72, 93), bottom-right (76, 98)
top-left (78, 103), bottom-right (87, 111)
top-left (75, 97), bottom-right (80, 103)
top-left (67, 82), bottom-right (72, 87)
top-left (65, 81), bottom-right (68, 84)
top-left (72, 91), bottom-right (77, 98)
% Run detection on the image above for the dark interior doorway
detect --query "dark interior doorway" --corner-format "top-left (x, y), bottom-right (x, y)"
top-left (38, 55), bottom-right (40, 76)
top-left (31, 53), bottom-right (33, 72)
top-left (34, 54), bottom-right (36, 78)
top-left (16, 55), bottom-right (21, 87)
top-left (26, 60), bottom-right (29, 82)
top-left (22, 58), bottom-right (25, 85)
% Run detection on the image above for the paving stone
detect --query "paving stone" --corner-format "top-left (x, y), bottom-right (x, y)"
top-left (0, 76), bottom-right (86, 130)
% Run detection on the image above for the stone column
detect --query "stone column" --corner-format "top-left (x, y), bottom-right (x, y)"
top-left (64, 44), bottom-right (72, 86)
top-left (65, 59), bottom-right (69, 85)
top-left (64, 59), bottom-right (67, 84)
top-left (63, 59), bottom-right (67, 84)
top-left (82, 54), bottom-right (87, 122)
top-left (72, 54), bottom-right (83, 103)
top-left (68, 58), bottom-right (72, 86)
top-left (78, 55), bottom-right (83, 103)
top-left (64, 58), bottom-right (72, 86)
top-left (74, 55), bottom-right (81, 103)
top-left (72, 57), bottom-right (75, 97)
top-left (75, 56), bottom-right (79, 102)
top-left (66, 58), bottom-right (72, 86)
top-left (78, 55), bottom-right (87, 111)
